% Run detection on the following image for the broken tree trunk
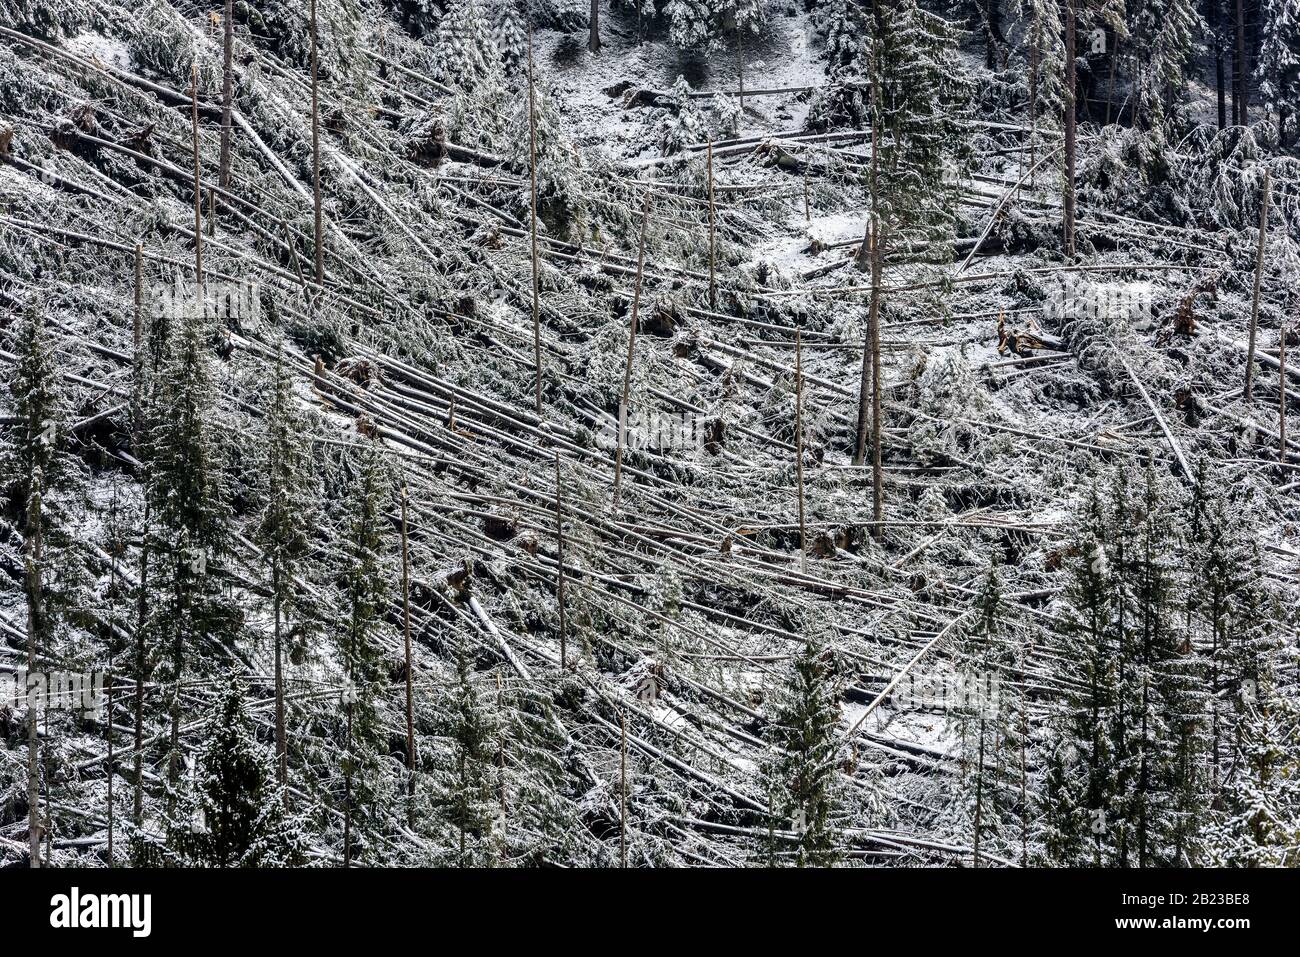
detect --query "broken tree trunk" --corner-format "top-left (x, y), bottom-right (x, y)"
top-left (612, 195), bottom-right (651, 512)
top-left (400, 486), bottom-right (416, 826)
top-left (795, 328), bottom-right (807, 574)
top-left (528, 27), bottom-right (543, 415)
top-left (707, 140), bottom-right (717, 311)
top-left (554, 452), bottom-right (568, 670)
top-left (310, 0), bottom-right (324, 284)
top-left (190, 67), bottom-right (204, 285)
top-left (1063, 0), bottom-right (1077, 258)
top-left (1245, 168), bottom-right (1271, 403)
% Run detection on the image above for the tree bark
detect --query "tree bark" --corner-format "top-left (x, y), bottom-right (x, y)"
top-left (274, 564), bottom-right (286, 786)
top-left (706, 140), bottom-right (717, 310)
top-left (1235, 0), bottom-right (1248, 126)
top-left (400, 486), bottom-right (415, 824)
top-left (528, 28), bottom-right (543, 415)
top-left (25, 466), bottom-right (43, 868)
top-left (219, 0), bottom-right (233, 190)
top-left (794, 329), bottom-right (807, 574)
top-left (589, 0), bottom-right (601, 54)
top-left (553, 453), bottom-right (568, 669)
top-left (1063, 1), bottom-right (1077, 258)
top-left (612, 195), bottom-right (651, 512)
top-left (1245, 169), bottom-right (1271, 402)
top-left (310, 0), bottom-right (324, 284)
top-left (190, 67), bottom-right (204, 285)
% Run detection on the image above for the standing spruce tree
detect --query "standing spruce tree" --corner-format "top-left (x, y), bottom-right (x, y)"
top-left (1256, 0), bottom-right (1300, 144)
top-left (1040, 483), bottom-right (1119, 865)
top-left (337, 440), bottom-right (391, 866)
top-left (253, 342), bottom-right (318, 787)
top-left (2, 310), bottom-right (83, 866)
top-left (155, 677), bottom-right (308, 867)
top-left (763, 632), bottom-right (844, 866)
top-left (435, 635), bottom-right (499, 867)
top-left (144, 292), bottom-right (236, 784)
top-left (952, 562), bottom-right (1026, 866)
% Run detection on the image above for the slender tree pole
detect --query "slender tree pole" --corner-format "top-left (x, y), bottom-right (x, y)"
top-left (852, 76), bottom-right (880, 466)
top-left (190, 67), bottom-right (204, 286)
top-left (310, 0), bottom-right (324, 284)
top-left (612, 194), bottom-right (651, 511)
top-left (106, 485), bottom-right (120, 866)
top-left (737, 28), bottom-right (745, 115)
top-left (553, 452), bottom-right (568, 670)
top-left (25, 462), bottom-right (43, 868)
top-left (400, 485), bottom-right (416, 823)
top-left (1245, 169), bottom-right (1272, 402)
top-left (794, 329), bottom-right (807, 574)
top-left (973, 718), bottom-right (986, 867)
top-left (1235, 0), bottom-right (1249, 126)
top-left (706, 140), bottom-right (717, 311)
top-left (219, 0), bottom-right (233, 194)
top-left (1063, 0), bottom-right (1077, 258)
top-left (589, 0), bottom-right (601, 53)
top-left (868, 220), bottom-right (884, 535)
top-left (528, 26), bottom-right (543, 415)
top-left (1213, 0), bottom-right (1227, 129)
top-left (620, 710), bottom-right (628, 868)
top-left (131, 245), bottom-right (149, 825)
top-left (1280, 324), bottom-right (1288, 459)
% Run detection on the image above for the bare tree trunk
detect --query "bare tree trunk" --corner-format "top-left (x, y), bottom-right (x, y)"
top-left (1106, 36), bottom-right (1119, 126)
top-left (310, 0), bottom-right (324, 284)
top-left (1281, 325), bottom-right (1289, 458)
top-left (1245, 169), bottom-right (1271, 402)
top-left (274, 564), bottom-right (286, 786)
top-left (25, 465), bottom-right (43, 868)
top-left (1063, 1), bottom-right (1077, 258)
top-left (853, 77), bottom-right (880, 467)
top-left (794, 329), bottom-right (807, 574)
top-left (868, 220), bottom-right (884, 535)
top-left (219, 0), bottom-right (233, 191)
top-left (612, 195), bottom-right (651, 511)
top-left (190, 67), bottom-right (204, 285)
top-left (400, 486), bottom-right (416, 825)
top-left (106, 487), bottom-right (119, 866)
top-left (706, 141), bottom-right (717, 311)
top-left (1214, 0), bottom-right (1227, 129)
top-left (553, 453), bottom-right (568, 669)
top-left (737, 29), bottom-right (745, 115)
top-left (132, 505), bottom-right (149, 827)
top-left (528, 28), bottom-right (543, 415)
top-left (620, 711), bottom-right (628, 868)
top-left (589, 0), bottom-right (601, 54)
top-left (973, 718), bottom-right (985, 867)
top-left (1235, 0), bottom-right (1248, 126)
top-left (1029, 14), bottom-right (1040, 184)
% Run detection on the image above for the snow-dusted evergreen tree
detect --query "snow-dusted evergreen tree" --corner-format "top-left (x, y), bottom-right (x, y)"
top-left (762, 632), bottom-right (843, 866)
top-left (151, 677), bottom-right (308, 867)
top-left (819, 0), bottom-right (969, 247)
top-left (336, 440), bottom-right (392, 866)
top-left (495, 0), bottom-right (529, 76)
top-left (253, 342), bottom-right (319, 786)
top-left (435, 0), bottom-right (498, 88)
top-left (1126, 0), bottom-right (1202, 132)
top-left (1256, 0), bottom-right (1300, 144)
top-left (951, 561), bottom-right (1026, 865)
top-left (434, 635), bottom-right (500, 866)
top-left (657, 75), bottom-right (705, 156)
top-left (143, 294), bottom-right (237, 783)
top-left (1040, 483), bottom-right (1120, 865)
top-left (665, 0), bottom-right (766, 52)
